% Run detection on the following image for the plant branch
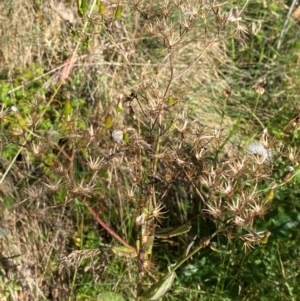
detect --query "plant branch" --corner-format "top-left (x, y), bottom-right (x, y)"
top-left (82, 197), bottom-right (136, 252)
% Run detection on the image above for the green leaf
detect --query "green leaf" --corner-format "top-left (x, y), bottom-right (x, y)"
top-left (64, 99), bottom-right (72, 116)
top-left (77, 0), bottom-right (87, 17)
top-left (115, 5), bottom-right (122, 19)
top-left (104, 113), bottom-right (113, 129)
top-left (139, 272), bottom-right (176, 301)
top-left (167, 96), bottom-right (174, 106)
top-left (155, 224), bottom-right (191, 238)
top-left (123, 133), bottom-right (130, 142)
top-left (112, 245), bottom-right (137, 257)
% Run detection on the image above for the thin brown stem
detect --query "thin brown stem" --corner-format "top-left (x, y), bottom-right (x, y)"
top-left (163, 49), bottom-right (174, 99)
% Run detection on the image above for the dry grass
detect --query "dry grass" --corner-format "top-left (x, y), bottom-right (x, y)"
top-left (0, 0), bottom-right (235, 122)
top-left (0, 207), bottom-right (70, 299)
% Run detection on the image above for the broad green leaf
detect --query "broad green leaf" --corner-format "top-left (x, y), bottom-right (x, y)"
top-left (112, 245), bottom-right (137, 258)
top-left (155, 224), bottom-right (191, 238)
top-left (139, 272), bottom-right (176, 301)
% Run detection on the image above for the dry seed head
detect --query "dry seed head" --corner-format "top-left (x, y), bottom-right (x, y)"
top-left (24, 185), bottom-right (45, 201)
top-left (180, 3), bottom-right (199, 21)
top-left (30, 142), bottom-right (42, 156)
top-left (127, 185), bottom-right (137, 199)
top-left (239, 188), bottom-right (258, 204)
top-left (248, 199), bottom-right (270, 218)
top-left (86, 156), bottom-right (104, 171)
top-left (218, 178), bottom-right (233, 195)
top-left (152, 148), bottom-right (177, 161)
top-left (147, 23), bottom-right (155, 35)
top-left (235, 23), bottom-right (248, 37)
top-left (227, 7), bottom-right (248, 37)
top-left (212, 127), bottom-right (225, 140)
top-left (150, 202), bottom-right (168, 224)
top-left (228, 7), bottom-right (242, 22)
top-left (226, 198), bottom-right (245, 216)
top-left (260, 128), bottom-right (270, 147)
top-left (203, 199), bottom-right (224, 220)
top-left (11, 126), bottom-right (25, 137)
top-left (26, 115), bottom-right (34, 127)
top-left (194, 146), bottom-right (207, 160)
top-left (242, 239), bottom-right (255, 252)
top-left (88, 125), bottom-right (95, 141)
top-left (228, 158), bottom-right (246, 176)
top-left (250, 21), bottom-right (262, 36)
top-left (71, 180), bottom-right (96, 197)
top-left (175, 117), bottom-right (189, 133)
top-left (43, 179), bottom-right (62, 191)
top-left (54, 161), bottom-right (66, 176)
top-left (288, 146), bottom-right (300, 163)
top-left (200, 169), bottom-right (217, 188)
top-left (165, 168), bottom-right (174, 182)
top-left (231, 214), bottom-right (253, 228)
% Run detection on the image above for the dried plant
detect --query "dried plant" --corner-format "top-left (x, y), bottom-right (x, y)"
top-left (0, 0), bottom-right (298, 300)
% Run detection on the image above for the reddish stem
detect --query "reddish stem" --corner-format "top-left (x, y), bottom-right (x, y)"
top-left (82, 198), bottom-right (136, 252)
